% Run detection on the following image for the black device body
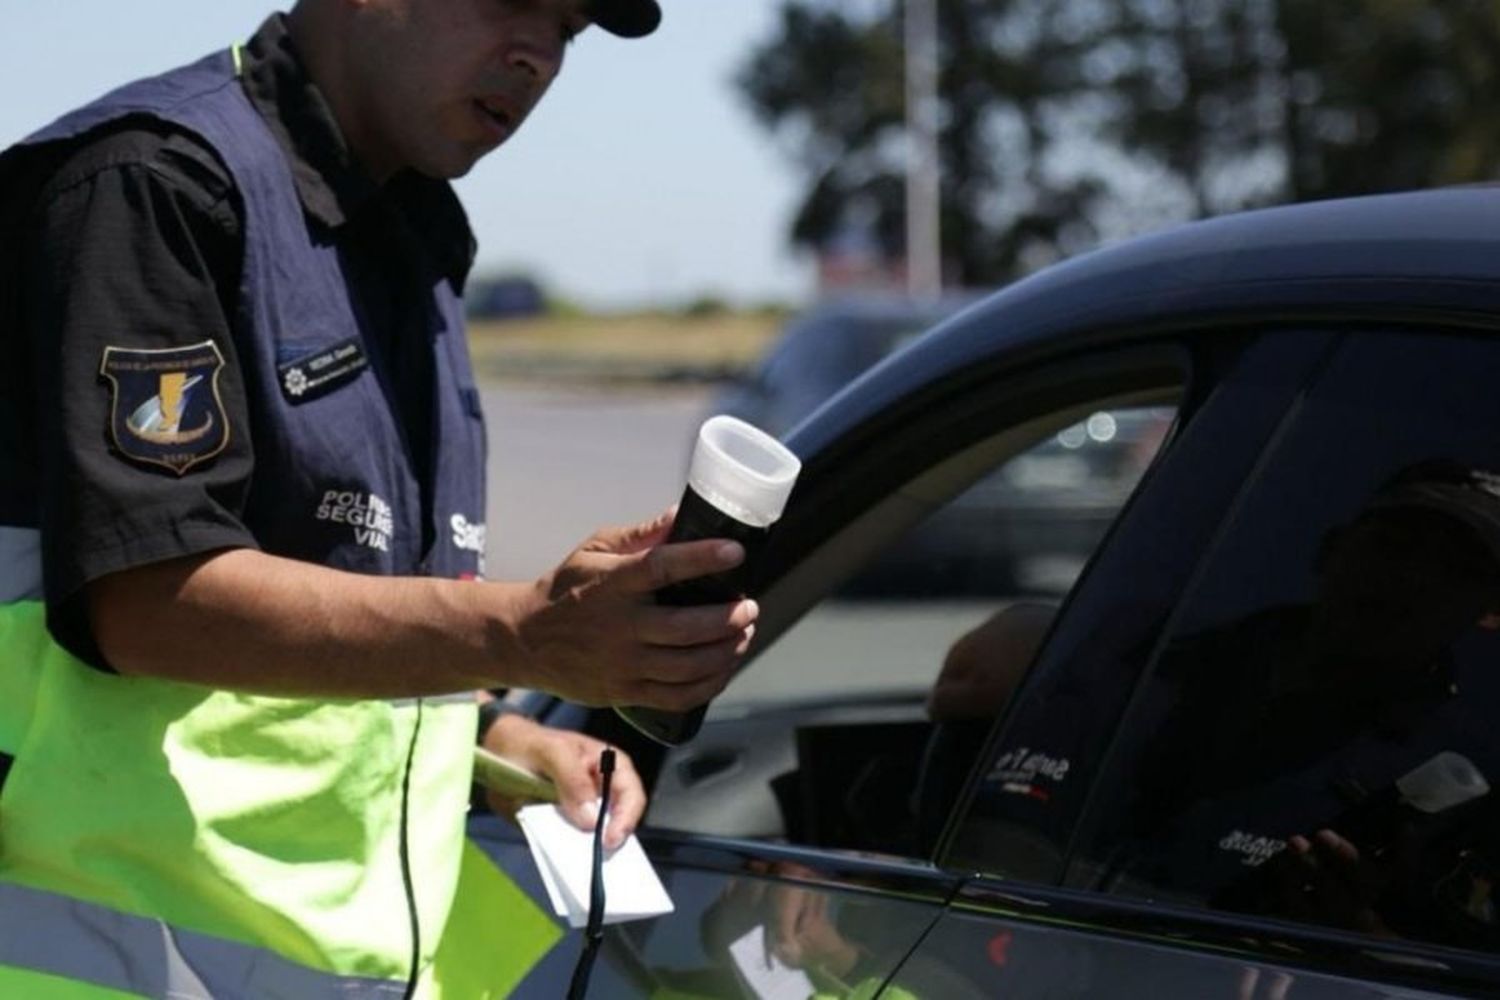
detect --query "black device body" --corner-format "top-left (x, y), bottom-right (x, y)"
top-left (615, 485), bottom-right (769, 745)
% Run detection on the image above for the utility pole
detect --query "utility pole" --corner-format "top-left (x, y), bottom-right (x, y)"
top-left (905, 0), bottom-right (942, 299)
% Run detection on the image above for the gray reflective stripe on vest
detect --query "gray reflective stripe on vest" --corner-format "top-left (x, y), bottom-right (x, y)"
top-left (0, 527), bottom-right (41, 602)
top-left (0, 881), bottom-right (407, 999)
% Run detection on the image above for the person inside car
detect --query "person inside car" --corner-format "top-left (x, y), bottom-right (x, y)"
top-left (1111, 460), bottom-right (1500, 945)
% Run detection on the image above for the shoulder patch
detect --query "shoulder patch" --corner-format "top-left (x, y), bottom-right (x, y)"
top-left (100, 340), bottom-right (229, 475)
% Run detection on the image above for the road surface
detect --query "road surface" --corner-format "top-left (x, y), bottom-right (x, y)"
top-left (482, 383), bottom-right (709, 581)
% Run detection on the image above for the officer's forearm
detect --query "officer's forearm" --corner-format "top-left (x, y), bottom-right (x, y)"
top-left (87, 547), bottom-right (531, 698)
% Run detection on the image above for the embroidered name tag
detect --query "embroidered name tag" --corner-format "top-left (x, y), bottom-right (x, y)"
top-left (100, 340), bottom-right (230, 475)
top-left (278, 337), bottom-right (370, 403)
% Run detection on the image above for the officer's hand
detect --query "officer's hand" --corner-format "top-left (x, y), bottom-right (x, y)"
top-left (513, 507), bottom-right (758, 710)
top-left (482, 714), bottom-right (646, 850)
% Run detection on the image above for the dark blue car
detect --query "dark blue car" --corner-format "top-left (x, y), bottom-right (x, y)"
top-left (475, 188), bottom-right (1500, 998)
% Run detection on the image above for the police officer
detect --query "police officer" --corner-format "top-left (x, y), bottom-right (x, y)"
top-left (0, 1), bottom-right (758, 996)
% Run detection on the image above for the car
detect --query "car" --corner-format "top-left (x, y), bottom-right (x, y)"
top-left (471, 187), bottom-right (1500, 998)
top-left (711, 295), bottom-right (974, 441)
top-left (465, 274), bottom-right (546, 320)
top-left (715, 294), bottom-right (1171, 596)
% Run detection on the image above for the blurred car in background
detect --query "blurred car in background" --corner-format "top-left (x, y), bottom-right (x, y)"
top-left (464, 274), bottom-right (546, 320)
top-left (713, 295), bottom-right (973, 439)
top-left (716, 295), bottom-right (1171, 595)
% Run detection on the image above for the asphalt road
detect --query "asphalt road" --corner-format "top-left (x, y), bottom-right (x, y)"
top-left (481, 383), bottom-right (711, 582)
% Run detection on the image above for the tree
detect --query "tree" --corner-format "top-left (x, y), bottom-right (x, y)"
top-left (738, 0), bottom-right (1500, 287)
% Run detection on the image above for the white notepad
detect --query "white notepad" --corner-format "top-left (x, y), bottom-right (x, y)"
top-left (516, 803), bottom-right (674, 928)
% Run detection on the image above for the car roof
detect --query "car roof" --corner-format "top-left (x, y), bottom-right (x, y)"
top-left (790, 187), bottom-right (1500, 454)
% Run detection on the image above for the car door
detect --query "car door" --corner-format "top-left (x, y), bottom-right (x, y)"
top-left (898, 326), bottom-right (1500, 997)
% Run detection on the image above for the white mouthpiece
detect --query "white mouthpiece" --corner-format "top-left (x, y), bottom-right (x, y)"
top-left (687, 416), bottom-right (801, 528)
top-left (1397, 751), bottom-right (1490, 814)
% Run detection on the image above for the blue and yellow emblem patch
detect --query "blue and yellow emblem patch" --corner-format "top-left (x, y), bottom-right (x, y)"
top-left (100, 341), bottom-right (230, 475)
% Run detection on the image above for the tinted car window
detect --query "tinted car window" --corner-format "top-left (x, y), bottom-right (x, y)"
top-left (1072, 330), bottom-right (1500, 954)
top-left (848, 405), bottom-right (1174, 597)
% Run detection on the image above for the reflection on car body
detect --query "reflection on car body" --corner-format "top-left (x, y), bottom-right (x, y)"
top-left (473, 188), bottom-right (1500, 999)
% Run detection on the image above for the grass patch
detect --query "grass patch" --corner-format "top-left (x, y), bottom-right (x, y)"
top-left (467, 312), bottom-right (783, 382)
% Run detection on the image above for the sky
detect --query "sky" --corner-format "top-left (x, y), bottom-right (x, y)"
top-left (0, 2), bottom-right (813, 310)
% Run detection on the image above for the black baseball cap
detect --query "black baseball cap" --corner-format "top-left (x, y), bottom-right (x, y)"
top-left (591, 0), bottom-right (662, 38)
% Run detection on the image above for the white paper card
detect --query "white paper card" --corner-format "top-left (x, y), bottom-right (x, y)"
top-left (516, 803), bottom-right (674, 928)
top-left (524, 827), bottom-right (571, 919)
top-left (727, 924), bottom-right (816, 1000)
